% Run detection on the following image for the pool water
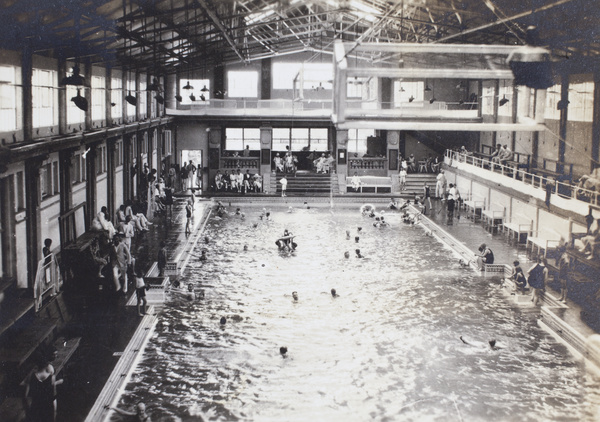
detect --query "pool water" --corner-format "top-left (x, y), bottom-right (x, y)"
top-left (119, 204), bottom-right (598, 422)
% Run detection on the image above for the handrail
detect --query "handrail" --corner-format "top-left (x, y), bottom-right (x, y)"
top-left (34, 253), bottom-right (62, 312)
top-left (445, 150), bottom-right (599, 207)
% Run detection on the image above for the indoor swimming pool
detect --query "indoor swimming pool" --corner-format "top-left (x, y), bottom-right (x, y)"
top-left (117, 203), bottom-right (599, 422)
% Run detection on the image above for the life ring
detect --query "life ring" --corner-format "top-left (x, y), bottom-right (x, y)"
top-left (360, 204), bottom-right (375, 214)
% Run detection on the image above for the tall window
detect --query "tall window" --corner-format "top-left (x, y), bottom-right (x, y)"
top-left (33, 69), bottom-right (57, 128)
top-left (393, 81), bottom-right (424, 107)
top-left (126, 76), bottom-right (136, 119)
top-left (568, 81), bottom-right (594, 122)
top-left (497, 83), bottom-right (513, 117)
top-left (178, 79), bottom-right (210, 105)
top-left (347, 129), bottom-right (375, 156)
top-left (228, 71), bottom-right (258, 97)
top-left (67, 85), bottom-right (86, 125)
top-left (272, 62), bottom-right (333, 90)
top-left (544, 84), bottom-right (561, 120)
top-left (111, 76), bottom-right (122, 119)
top-left (0, 66), bottom-right (18, 131)
top-left (138, 78), bottom-right (147, 118)
top-left (91, 75), bottom-right (105, 122)
top-left (481, 85), bottom-right (495, 115)
top-left (225, 128), bottom-right (260, 150)
top-left (272, 127), bottom-right (329, 151)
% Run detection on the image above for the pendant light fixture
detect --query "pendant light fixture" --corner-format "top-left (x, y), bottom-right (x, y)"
top-left (71, 88), bottom-right (88, 111)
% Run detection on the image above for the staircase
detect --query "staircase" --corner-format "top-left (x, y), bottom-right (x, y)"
top-left (270, 171), bottom-right (333, 196)
top-left (401, 173), bottom-right (438, 197)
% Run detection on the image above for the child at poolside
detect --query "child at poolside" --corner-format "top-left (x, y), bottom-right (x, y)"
top-left (508, 260), bottom-right (527, 294)
top-left (135, 268), bottom-right (148, 316)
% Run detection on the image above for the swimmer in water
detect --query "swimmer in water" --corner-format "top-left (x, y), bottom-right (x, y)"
top-left (235, 207), bottom-right (241, 215)
top-left (111, 401), bottom-right (150, 421)
top-left (292, 291), bottom-right (298, 301)
top-left (344, 251), bottom-right (350, 259)
top-left (243, 244), bottom-right (248, 251)
top-left (331, 288), bottom-right (338, 297)
top-left (357, 227), bottom-right (362, 232)
top-left (186, 283), bottom-right (196, 300)
top-left (287, 206), bottom-right (293, 213)
top-left (355, 249), bottom-right (363, 258)
top-left (276, 229), bottom-right (296, 251)
top-left (355, 236), bottom-right (360, 243)
top-left (280, 346), bottom-right (288, 356)
top-left (220, 316), bottom-right (227, 325)
top-left (460, 336), bottom-right (503, 351)
top-left (346, 230), bottom-right (351, 239)
top-left (204, 236), bottom-right (210, 244)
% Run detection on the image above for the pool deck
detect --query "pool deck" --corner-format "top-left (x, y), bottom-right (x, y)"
top-left (24, 193), bottom-right (598, 422)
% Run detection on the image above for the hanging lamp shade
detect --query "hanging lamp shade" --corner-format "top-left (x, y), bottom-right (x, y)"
top-left (175, 94), bottom-right (183, 102)
top-left (125, 91), bottom-right (137, 106)
top-left (71, 88), bottom-right (88, 111)
top-left (200, 94), bottom-right (206, 101)
top-left (155, 94), bottom-right (164, 104)
top-left (61, 65), bottom-right (88, 87)
top-left (200, 85), bottom-right (209, 92)
top-left (147, 77), bottom-right (161, 91)
top-left (183, 81), bottom-right (194, 90)
top-left (499, 95), bottom-right (509, 106)
top-left (408, 95), bottom-right (415, 102)
top-left (189, 93), bottom-right (196, 101)
top-left (429, 97), bottom-right (436, 104)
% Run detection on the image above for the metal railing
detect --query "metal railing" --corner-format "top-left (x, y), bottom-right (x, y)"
top-left (34, 253), bottom-right (62, 312)
top-left (445, 150), bottom-right (599, 206)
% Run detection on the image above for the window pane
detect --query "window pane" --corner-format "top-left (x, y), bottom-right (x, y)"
top-left (310, 128), bottom-right (328, 151)
top-left (178, 79), bottom-right (210, 105)
top-left (111, 77), bottom-right (122, 119)
top-left (228, 71), bottom-right (258, 98)
top-left (244, 128), bottom-right (260, 150)
top-left (225, 128), bottom-right (243, 150)
top-left (272, 128), bottom-right (289, 151)
top-left (291, 128), bottom-right (309, 150)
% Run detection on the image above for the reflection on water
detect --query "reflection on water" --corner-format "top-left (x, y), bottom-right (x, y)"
top-left (119, 205), bottom-right (599, 422)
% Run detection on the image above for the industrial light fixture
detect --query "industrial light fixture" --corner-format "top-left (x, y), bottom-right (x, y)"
top-left (408, 95), bottom-right (415, 102)
top-left (424, 80), bottom-right (431, 92)
top-left (200, 85), bottom-right (209, 92)
top-left (155, 94), bottom-right (164, 104)
top-left (189, 93), bottom-right (196, 101)
top-left (175, 94), bottom-right (183, 102)
top-left (200, 94), bottom-right (206, 101)
top-left (499, 95), bottom-right (509, 106)
top-left (71, 89), bottom-right (88, 111)
top-left (557, 99), bottom-right (570, 110)
top-left (147, 77), bottom-right (161, 91)
top-left (61, 65), bottom-right (88, 87)
top-left (429, 97), bottom-right (436, 104)
top-left (183, 81), bottom-right (194, 90)
top-left (125, 91), bottom-right (137, 106)
top-left (110, 102), bottom-right (116, 107)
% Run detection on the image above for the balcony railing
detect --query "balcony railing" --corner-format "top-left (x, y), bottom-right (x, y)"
top-left (445, 150), bottom-right (599, 207)
top-left (168, 99), bottom-right (332, 118)
top-left (220, 156), bottom-right (260, 169)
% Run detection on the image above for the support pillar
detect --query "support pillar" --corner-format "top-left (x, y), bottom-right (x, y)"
top-left (84, 59), bottom-right (92, 131)
top-left (58, 58), bottom-right (68, 135)
top-left (85, 145), bottom-right (98, 229)
top-left (106, 137), bottom-right (117, 218)
top-left (558, 72), bottom-right (569, 173)
top-left (259, 125), bottom-right (272, 193)
top-left (22, 43), bottom-right (33, 142)
top-left (123, 135), bottom-right (133, 202)
top-left (25, 158), bottom-right (43, 288)
top-left (492, 79), bottom-right (500, 147)
top-left (592, 71), bottom-right (600, 172)
top-left (0, 175), bottom-right (17, 280)
top-left (337, 129), bottom-right (349, 193)
top-left (58, 149), bottom-right (75, 247)
top-left (105, 66), bottom-right (113, 127)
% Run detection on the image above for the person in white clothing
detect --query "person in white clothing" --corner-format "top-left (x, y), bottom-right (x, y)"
top-left (436, 171), bottom-right (447, 199)
top-left (280, 176), bottom-right (288, 197)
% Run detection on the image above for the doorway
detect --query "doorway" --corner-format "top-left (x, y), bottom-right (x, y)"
top-left (181, 150), bottom-right (203, 191)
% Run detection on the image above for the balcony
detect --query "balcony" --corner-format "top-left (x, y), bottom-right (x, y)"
top-left (167, 99), bottom-right (332, 119)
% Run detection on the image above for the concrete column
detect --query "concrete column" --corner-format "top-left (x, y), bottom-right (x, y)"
top-left (1, 175), bottom-right (17, 280)
top-left (123, 135), bottom-right (132, 202)
top-left (58, 149), bottom-right (74, 246)
top-left (106, 137), bottom-right (117, 218)
top-left (25, 158), bottom-right (43, 288)
top-left (84, 59), bottom-right (92, 130)
top-left (336, 129), bottom-right (349, 194)
top-left (85, 144), bottom-right (98, 228)
top-left (58, 59), bottom-right (68, 135)
top-left (558, 73), bottom-right (569, 173)
top-left (105, 66), bottom-right (113, 127)
top-left (492, 79), bottom-right (500, 147)
top-left (259, 125), bottom-right (272, 193)
top-left (592, 72), bottom-right (600, 173)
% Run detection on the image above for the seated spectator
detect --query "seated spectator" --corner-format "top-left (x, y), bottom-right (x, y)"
top-left (499, 144), bottom-right (513, 165)
top-left (229, 170), bottom-right (239, 192)
top-left (91, 206), bottom-right (116, 239)
top-left (214, 170), bottom-right (224, 191)
top-left (508, 260), bottom-right (527, 293)
top-left (576, 217), bottom-right (600, 259)
top-left (350, 172), bottom-right (362, 192)
top-left (116, 205), bottom-right (127, 225)
top-left (273, 153), bottom-right (284, 173)
top-left (252, 174), bottom-right (262, 192)
top-left (489, 144), bottom-right (502, 164)
top-left (222, 170), bottom-right (231, 191)
top-left (125, 201), bottom-right (150, 232)
top-left (324, 153), bottom-right (335, 174)
top-left (315, 153), bottom-right (327, 173)
top-left (474, 243), bottom-right (494, 270)
top-left (430, 156), bottom-right (441, 173)
top-left (407, 154), bottom-right (417, 172)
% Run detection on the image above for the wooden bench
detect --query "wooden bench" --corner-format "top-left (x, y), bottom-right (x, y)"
top-left (346, 176), bottom-right (392, 193)
top-left (482, 203), bottom-right (505, 233)
top-left (503, 214), bottom-right (533, 244)
top-left (532, 159), bottom-right (574, 184)
top-left (527, 228), bottom-right (562, 258)
top-left (463, 195), bottom-right (485, 221)
top-left (0, 319), bottom-right (58, 368)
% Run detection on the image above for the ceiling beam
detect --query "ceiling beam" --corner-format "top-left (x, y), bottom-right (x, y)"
top-left (194, 0), bottom-right (246, 63)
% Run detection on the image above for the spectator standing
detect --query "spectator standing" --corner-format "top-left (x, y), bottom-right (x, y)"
top-left (557, 246), bottom-right (570, 302)
top-left (24, 348), bottom-right (63, 422)
top-left (280, 176), bottom-right (288, 197)
top-left (187, 161), bottom-right (197, 190)
top-left (399, 167), bottom-right (407, 191)
top-left (435, 171), bottom-right (446, 199)
top-left (115, 236), bottom-right (132, 294)
top-left (42, 238), bottom-right (53, 266)
top-left (158, 241), bottom-right (168, 276)
top-left (180, 161), bottom-right (189, 191)
top-left (168, 164), bottom-right (177, 188)
top-left (135, 267), bottom-right (148, 316)
top-left (527, 256), bottom-right (548, 306)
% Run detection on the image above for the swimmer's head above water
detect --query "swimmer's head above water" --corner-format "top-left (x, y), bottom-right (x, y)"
top-left (292, 291), bottom-right (298, 301)
top-left (280, 346), bottom-right (288, 356)
top-left (331, 288), bottom-right (337, 297)
top-left (344, 251), bottom-right (350, 259)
